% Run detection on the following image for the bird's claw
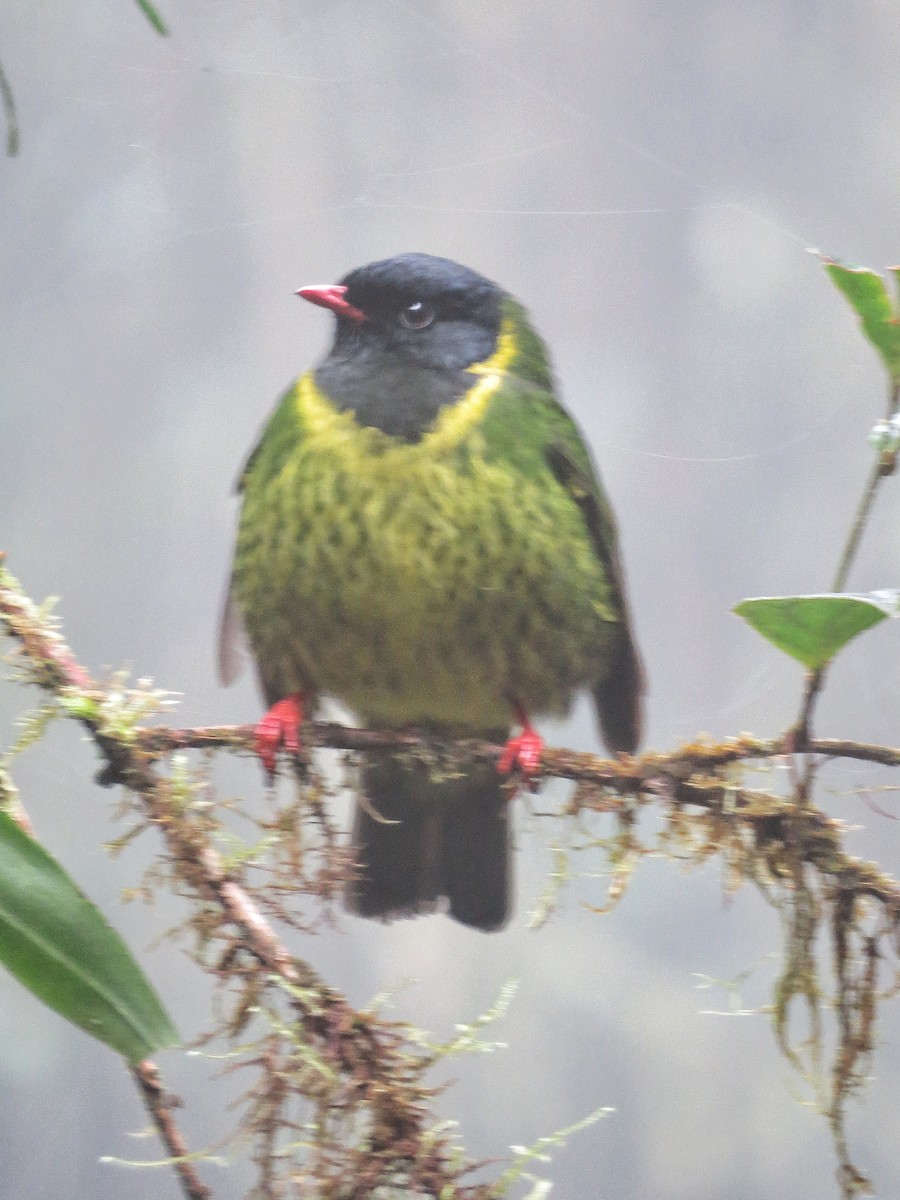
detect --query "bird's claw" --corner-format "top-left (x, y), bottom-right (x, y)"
top-left (498, 723), bottom-right (544, 788)
top-left (255, 694), bottom-right (304, 775)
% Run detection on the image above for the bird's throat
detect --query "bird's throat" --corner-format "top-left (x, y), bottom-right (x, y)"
top-left (308, 317), bottom-right (518, 445)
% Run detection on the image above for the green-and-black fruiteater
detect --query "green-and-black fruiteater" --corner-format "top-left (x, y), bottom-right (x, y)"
top-left (220, 252), bottom-right (644, 932)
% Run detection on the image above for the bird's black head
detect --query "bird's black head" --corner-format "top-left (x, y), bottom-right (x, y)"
top-left (299, 254), bottom-right (508, 440)
top-left (300, 254), bottom-right (506, 370)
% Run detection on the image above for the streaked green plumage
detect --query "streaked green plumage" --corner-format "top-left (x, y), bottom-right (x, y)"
top-left (221, 254), bottom-right (643, 930)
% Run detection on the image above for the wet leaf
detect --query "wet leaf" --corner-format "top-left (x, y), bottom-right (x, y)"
top-left (0, 811), bottom-right (178, 1062)
top-left (733, 592), bottom-right (900, 669)
top-left (823, 259), bottom-right (900, 381)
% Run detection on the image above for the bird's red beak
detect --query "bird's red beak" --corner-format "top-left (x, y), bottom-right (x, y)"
top-left (295, 283), bottom-right (367, 324)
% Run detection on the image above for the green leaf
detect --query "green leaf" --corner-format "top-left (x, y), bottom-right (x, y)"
top-left (733, 592), bottom-right (900, 669)
top-left (0, 811), bottom-right (178, 1062)
top-left (823, 258), bottom-right (900, 381)
top-left (134, 0), bottom-right (169, 36)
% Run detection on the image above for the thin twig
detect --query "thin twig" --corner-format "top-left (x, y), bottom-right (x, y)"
top-left (0, 57), bottom-right (19, 157)
top-left (131, 1061), bottom-right (212, 1200)
top-left (796, 381), bottom-right (900, 741)
top-left (831, 387), bottom-right (900, 595)
top-left (0, 760), bottom-right (35, 834)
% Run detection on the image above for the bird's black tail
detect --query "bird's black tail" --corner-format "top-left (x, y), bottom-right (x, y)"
top-left (345, 751), bottom-right (511, 932)
top-left (593, 624), bottom-right (645, 754)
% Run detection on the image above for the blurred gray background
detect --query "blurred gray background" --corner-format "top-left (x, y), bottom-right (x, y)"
top-left (3, 2), bottom-right (900, 1197)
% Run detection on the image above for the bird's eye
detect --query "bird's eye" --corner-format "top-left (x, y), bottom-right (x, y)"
top-left (399, 301), bottom-right (435, 330)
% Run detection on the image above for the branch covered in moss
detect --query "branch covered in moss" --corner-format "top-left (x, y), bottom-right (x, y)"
top-left (0, 556), bottom-right (516, 1196)
top-left (130, 1060), bottom-right (212, 1200)
top-left (3, 553), bottom-right (900, 1198)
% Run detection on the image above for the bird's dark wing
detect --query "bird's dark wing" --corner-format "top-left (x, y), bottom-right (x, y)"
top-left (217, 580), bottom-right (250, 686)
top-left (218, 381), bottom-right (305, 687)
top-left (544, 436), bottom-right (645, 754)
top-left (216, 431), bottom-right (265, 687)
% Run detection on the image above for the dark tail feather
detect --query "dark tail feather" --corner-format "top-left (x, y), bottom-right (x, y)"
top-left (346, 752), bottom-right (511, 932)
top-left (441, 777), bottom-right (510, 930)
top-left (593, 628), bottom-right (645, 754)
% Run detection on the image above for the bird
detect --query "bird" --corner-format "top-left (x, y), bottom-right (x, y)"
top-left (219, 252), bottom-right (644, 932)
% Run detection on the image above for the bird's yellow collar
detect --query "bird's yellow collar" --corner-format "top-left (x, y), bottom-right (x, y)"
top-left (296, 316), bottom-right (518, 452)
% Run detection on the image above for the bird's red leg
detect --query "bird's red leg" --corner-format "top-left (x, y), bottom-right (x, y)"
top-left (497, 702), bottom-right (544, 784)
top-left (255, 693), bottom-right (305, 775)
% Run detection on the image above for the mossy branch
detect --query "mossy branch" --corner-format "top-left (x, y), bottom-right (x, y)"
top-left (130, 1060), bottom-right (212, 1200)
top-left (3, 551), bottom-right (899, 1198)
top-left (0, 553), bottom-right (518, 1199)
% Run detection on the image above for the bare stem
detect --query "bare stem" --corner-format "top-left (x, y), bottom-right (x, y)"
top-left (0, 57), bottom-right (19, 157)
top-left (795, 380), bottom-right (900, 741)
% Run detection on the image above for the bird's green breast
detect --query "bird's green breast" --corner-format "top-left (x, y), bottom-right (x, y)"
top-left (232, 318), bottom-right (621, 732)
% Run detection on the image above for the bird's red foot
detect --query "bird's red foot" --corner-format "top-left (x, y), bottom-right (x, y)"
top-left (255, 693), bottom-right (304, 775)
top-left (498, 708), bottom-right (544, 785)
